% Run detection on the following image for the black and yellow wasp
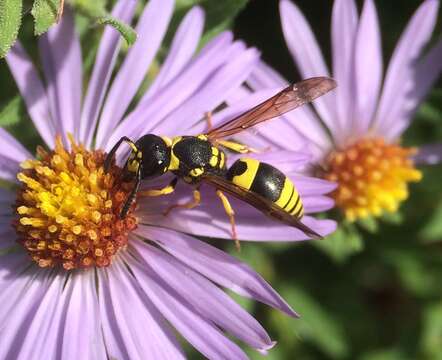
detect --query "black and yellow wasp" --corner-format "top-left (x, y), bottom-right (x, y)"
top-left (104, 77), bottom-right (336, 247)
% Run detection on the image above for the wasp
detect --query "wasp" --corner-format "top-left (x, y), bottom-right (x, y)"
top-left (104, 77), bottom-right (336, 248)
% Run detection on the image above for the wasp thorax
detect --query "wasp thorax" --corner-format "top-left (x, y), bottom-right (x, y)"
top-left (14, 136), bottom-right (137, 270)
top-left (324, 137), bottom-right (422, 221)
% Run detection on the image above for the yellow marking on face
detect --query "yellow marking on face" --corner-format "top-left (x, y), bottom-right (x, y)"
top-left (137, 152), bottom-right (142, 159)
top-left (197, 134), bottom-right (208, 141)
top-left (127, 159), bottom-right (139, 173)
top-left (230, 158), bottom-right (259, 190)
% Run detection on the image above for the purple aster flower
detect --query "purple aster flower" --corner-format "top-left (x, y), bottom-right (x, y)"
top-left (0, 0), bottom-right (337, 358)
top-left (232, 0), bottom-right (442, 222)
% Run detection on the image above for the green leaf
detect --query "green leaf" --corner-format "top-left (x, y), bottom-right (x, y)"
top-left (360, 348), bottom-right (409, 360)
top-left (419, 201), bottom-right (442, 243)
top-left (382, 245), bottom-right (442, 298)
top-left (69, 0), bottom-right (106, 18)
top-left (270, 286), bottom-right (349, 358)
top-left (0, 96), bottom-right (24, 127)
top-left (357, 216), bottom-right (379, 233)
top-left (313, 223), bottom-right (364, 263)
top-left (420, 303), bottom-right (442, 359)
top-left (96, 15), bottom-right (137, 46)
top-left (381, 211), bottom-right (404, 225)
top-left (0, 0), bottom-right (22, 58)
top-left (200, 0), bottom-right (249, 44)
top-left (167, 0), bottom-right (249, 46)
top-left (31, 0), bottom-right (61, 35)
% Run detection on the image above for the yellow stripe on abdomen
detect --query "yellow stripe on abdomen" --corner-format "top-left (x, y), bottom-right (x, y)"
top-left (230, 158), bottom-right (260, 190)
top-left (275, 178), bottom-right (294, 209)
top-left (277, 178), bottom-right (303, 218)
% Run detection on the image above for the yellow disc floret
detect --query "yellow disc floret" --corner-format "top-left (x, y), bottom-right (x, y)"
top-left (14, 135), bottom-right (137, 270)
top-left (324, 138), bottom-right (422, 221)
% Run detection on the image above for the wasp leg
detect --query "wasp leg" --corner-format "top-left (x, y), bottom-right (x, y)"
top-left (217, 139), bottom-right (259, 154)
top-left (205, 111), bottom-right (213, 132)
top-left (216, 190), bottom-right (240, 251)
top-left (120, 166), bottom-right (142, 219)
top-left (56, 0), bottom-right (64, 23)
top-left (139, 177), bottom-right (178, 197)
top-left (163, 187), bottom-right (201, 216)
top-left (104, 136), bottom-right (137, 173)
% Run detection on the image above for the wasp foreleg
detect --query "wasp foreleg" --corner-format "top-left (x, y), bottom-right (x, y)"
top-left (216, 190), bottom-right (240, 251)
top-left (104, 136), bottom-right (137, 173)
top-left (120, 166), bottom-right (142, 219)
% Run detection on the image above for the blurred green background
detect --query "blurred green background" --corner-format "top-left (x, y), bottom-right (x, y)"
top-left (1, 0), bottom-right (442, 359)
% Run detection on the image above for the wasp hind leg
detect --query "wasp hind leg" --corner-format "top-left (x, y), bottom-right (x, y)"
top-left (163, 187), bottom-right (201, 216)
top-left (139, 177), bottom-right (178, 197)
top-left (216, 190), bottom-right (240, 251)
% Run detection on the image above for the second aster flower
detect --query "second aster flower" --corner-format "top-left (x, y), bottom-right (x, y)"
top-left (239, 0), bottom-right (442, 222)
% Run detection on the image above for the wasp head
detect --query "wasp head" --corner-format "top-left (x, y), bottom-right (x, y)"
top-left (125, 134), bottom-right (170, 180)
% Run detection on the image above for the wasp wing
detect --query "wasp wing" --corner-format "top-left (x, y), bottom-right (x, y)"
top-left (202, 174), bottom-right (322, 239)
top-left (206, 77), bottom-right (336, 140)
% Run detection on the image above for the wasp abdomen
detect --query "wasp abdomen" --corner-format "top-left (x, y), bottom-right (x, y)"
top-left (226, 158), bottom-right (304, 218)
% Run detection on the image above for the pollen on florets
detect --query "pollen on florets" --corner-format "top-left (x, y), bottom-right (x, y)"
top-left (323, 138), bottom-right (422, 222)
top-left (13, 135), bottom-right (137, 270)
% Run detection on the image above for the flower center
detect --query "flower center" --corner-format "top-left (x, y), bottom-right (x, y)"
top-left (323, 138), bottom-right (422, 221)
top-left (13, 136), bottom-right (137, 270)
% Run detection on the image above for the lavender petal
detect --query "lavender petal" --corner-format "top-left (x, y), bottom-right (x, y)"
top-left (279, 0), bottom-right (337, 131)
top-left (373, 0), bottom-right (439, 138)
top-left (5, 43), bottom-right (55, 148)
top-left (352, 0), bottom-right (383, 138)
top-left (331, 0), bottom-right (358, 140)
top-left (134, 225), bottom-right (298, 316)
top-left (158, 46), bottom-right (260, 135)
top-left (126, 251), bottom-right (249, 360)
top-left (0, 270), bottom-right (54, 359)
top-left (39, 8), bottom-right (82, 145)
top-left (414, 143), bottom-right (442, 165)
top-left (0, 128), bottom-right (32, 162)
top-left (98, 260), bottom-right (186, 360)
top-left (106, 32), bottom-right (235, 150)
top-left (131, 239), bottom-right (275, 351)
top-left (80, 0), bottom-right (137, 148)
top-left (60, 271), bottom-right (106, 360)
top-left (140, 6), bottom-right (205, 102)
top-left (96, 0), bottom-right (174, 149)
